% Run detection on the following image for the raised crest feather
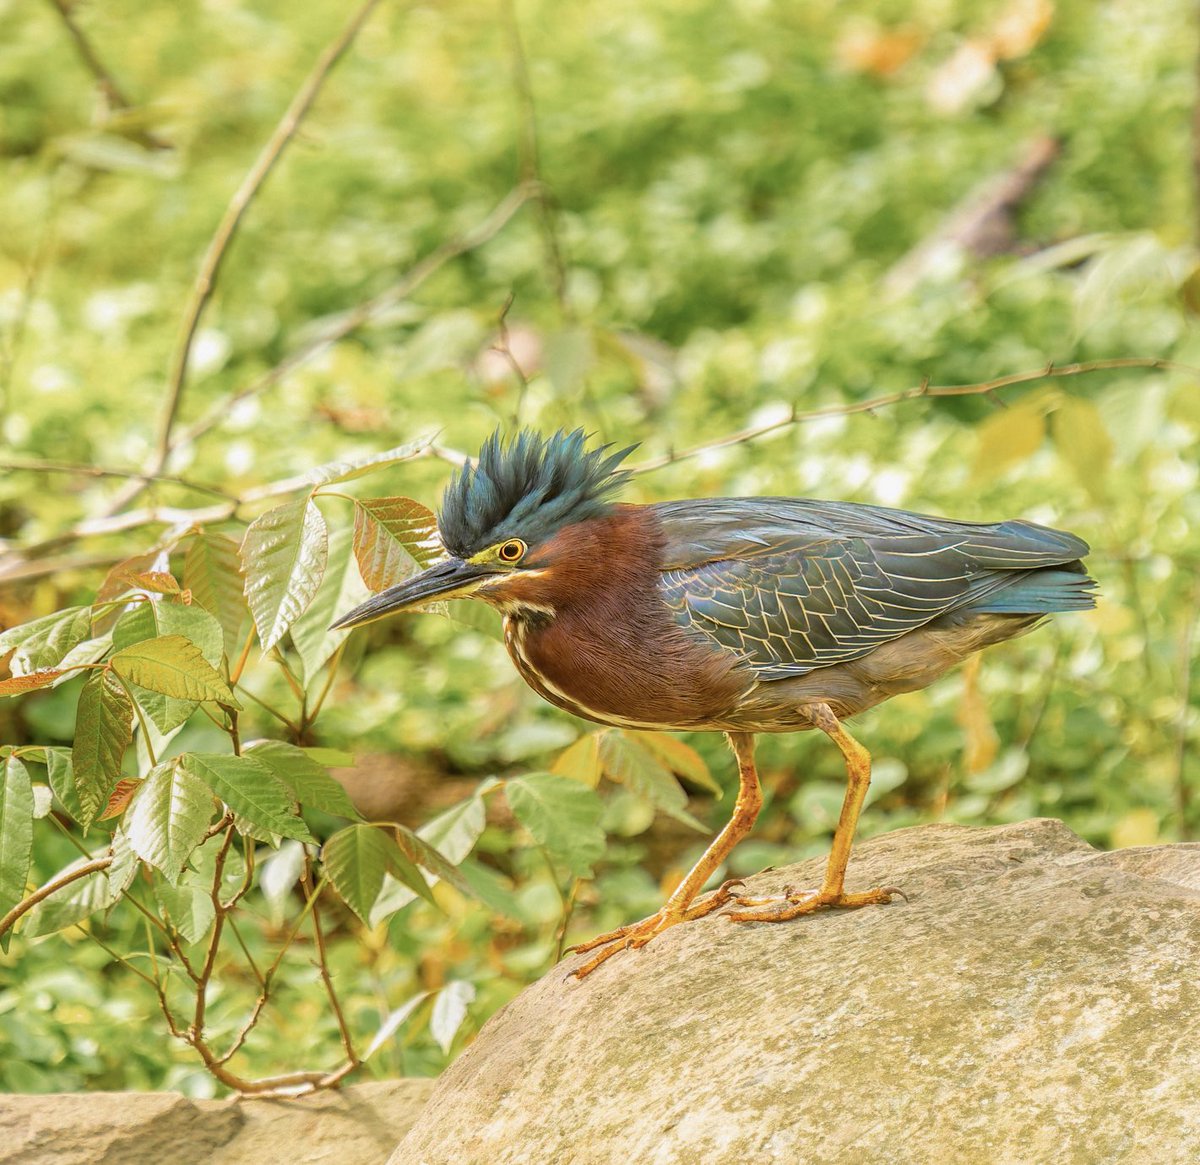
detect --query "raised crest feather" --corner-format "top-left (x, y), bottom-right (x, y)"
top-left (438, 429), bottom-right (636, 557)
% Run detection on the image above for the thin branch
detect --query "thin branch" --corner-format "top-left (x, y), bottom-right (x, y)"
top-left (502, 0), bottom-right (570, 314)
top-left (169, 183), bottom-right (537, 459)
top-left (44, 0), bottom-right (169, 149)
top-left (631, 357), bottom-right (1193, 473)
top-left (301, 866), bottom-right (359, 1069)
top-left (0, 458), bottom-right (236, 501)
top-left (0, 856), bottom-right (112, 939)
top-left (138, 0), bottom-right (385, 501)
top-left (190, 824), bottom-right (236, 1039)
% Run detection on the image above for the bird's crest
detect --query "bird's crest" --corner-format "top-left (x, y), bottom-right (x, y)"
top-left (438, 428), bottom-right (636, 557)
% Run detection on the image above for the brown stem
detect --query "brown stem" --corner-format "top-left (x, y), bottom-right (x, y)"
top-left (168, 184), bottom-right (536, 460)
top-left (0, 856), bottom-right (112, 939)
top-left (190, 824), bottom-right (235, 1039)
top-left (300, 867), bottom-right (359, 1068)
top-left (633, 357), bottom-right (1192, 472)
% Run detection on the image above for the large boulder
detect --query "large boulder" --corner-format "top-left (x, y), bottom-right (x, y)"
top-left (395, 819), bottom-right (1200, 1164)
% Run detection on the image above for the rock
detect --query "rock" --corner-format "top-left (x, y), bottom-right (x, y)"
top-left (0, 1078), bottom-right (434, 1165)
top-left (395, 819), bottom-right (1200, 1164)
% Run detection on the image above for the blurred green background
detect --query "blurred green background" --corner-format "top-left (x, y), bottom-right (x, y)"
top-left (1, 0), bottom-right (1198, 1095)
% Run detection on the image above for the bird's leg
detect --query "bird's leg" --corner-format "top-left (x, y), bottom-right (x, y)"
top-left (567, 731), bottom-right (762, 979)
top-left (726, 703), bottom-right (902, 923)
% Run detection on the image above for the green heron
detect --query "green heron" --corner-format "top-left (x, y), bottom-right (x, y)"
top-left (333, 428), bottom-right (1095, 978)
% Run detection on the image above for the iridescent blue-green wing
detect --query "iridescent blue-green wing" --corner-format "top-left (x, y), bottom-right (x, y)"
top-left (653, 499), bottom-right (1090, 680)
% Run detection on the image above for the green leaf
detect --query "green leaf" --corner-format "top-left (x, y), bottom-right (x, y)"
top-left (154, 879), bottom-right (216, 944)
top-left (45, 749), bottom-right (81, 821)
top-left (352, 496), bottom-right (442, 590)
top-left (23, 832), bottom-right (138, 939)
top-left (308, 437), bottom-right (432, 486)
top-left (30, 785), bottom-right (52, 819)
top-left (393, 825), bottom-right (474, 896)
top-left (245, 740), bottom-right (362, 819)
top-left (636, 732), bottom-right (722, 796)
top-left (181, 753), bottom-right (315, 842)
top-left (73, 671), bottom-right (134, 830)
top-left (367, 796), bottom-right (486, 925)
top-left (0, 607), bottom-right (93, 676)
top-left (322, 824), bottom-right (394, 924)
top-left (597, 731), bottom-right (707, 831)
top-left (241, 498), bottom-right (329, 652)
top-left (1, 756), bottom-right (34, 941)
top-left (418, 793), bottom-right (486, 865)
top-left (289, 526), bottom-right (370, 681)
top-left (430, 980), bottom-right (475, 1055)
top-left (506, 772), bottom-right (606, 877)
top-left (183, 531), bottom-right (249, 658)
top-left (111, 603), bottom-right (228, 731)
top-left (110, 635), bottom-right (238, 707)
top-left (127, 760), bottom-right (216, 881)
top-left (362, 991), bottom-right (432, 1061)
top-left (259, 840), bottom-right (307, 926)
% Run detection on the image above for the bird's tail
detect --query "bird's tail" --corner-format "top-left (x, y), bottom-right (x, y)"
top-left (964, 567), bottom-right (1097, 614)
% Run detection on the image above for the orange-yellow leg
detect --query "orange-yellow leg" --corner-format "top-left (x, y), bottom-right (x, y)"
top-left (567, 731), bottom-right (762, 979)
top-left (726, 702), bottom-right (902, 923)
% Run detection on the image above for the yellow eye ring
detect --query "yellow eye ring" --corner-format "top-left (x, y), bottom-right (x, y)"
top-left (498, 538), bottom-right (526, 563)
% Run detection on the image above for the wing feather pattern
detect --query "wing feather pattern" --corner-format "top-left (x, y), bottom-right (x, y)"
top-left (653, 499), bottom-right (1090, 680)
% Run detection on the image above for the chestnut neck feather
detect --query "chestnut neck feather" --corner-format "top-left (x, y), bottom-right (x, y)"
top-left (495, 506), bottom-right (749, 728)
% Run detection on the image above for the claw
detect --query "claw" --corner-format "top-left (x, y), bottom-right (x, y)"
top-left (567, 877), bottom-right (750, 978)
top-left (724, 884), bottom-right (903, 923)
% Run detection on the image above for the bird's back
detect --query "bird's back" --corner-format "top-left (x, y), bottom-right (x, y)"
top-left (651, 498), bottom-right (1095, 708)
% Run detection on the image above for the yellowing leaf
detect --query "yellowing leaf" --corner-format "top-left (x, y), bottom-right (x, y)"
top-left (971, 401), bottom-right (1046, 482)
top-left (0, 670), bottom-right (66, 696)
top-left (110, 636), bottom-right (239, 707)
top-left (352, 496), bottom-right (442, 592)
top-left (184, 531), bottom-right (248, 658)
top-left (1052, 397), bottom-right (1114, 500)
top-left (551, 733), bottom-right (603, 787)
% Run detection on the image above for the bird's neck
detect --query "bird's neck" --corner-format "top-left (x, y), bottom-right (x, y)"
top-left (498, 507), bottom-right (748, 729)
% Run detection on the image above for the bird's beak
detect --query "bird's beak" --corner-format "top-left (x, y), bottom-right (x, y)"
top-left (330, 557), bottom-right (497, 630)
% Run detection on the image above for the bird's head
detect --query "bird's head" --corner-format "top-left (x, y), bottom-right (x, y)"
top-left (331, 428), bottom-right (636, 629)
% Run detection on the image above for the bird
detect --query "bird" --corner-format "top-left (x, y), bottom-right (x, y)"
top-left (332, 428), bottom-right (1096, 978)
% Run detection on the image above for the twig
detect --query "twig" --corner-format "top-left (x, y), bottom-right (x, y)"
top-left (127, 0), bottom-right (384, 513)
top-left (44, 0), bottom-right (169, 149)
top-left (301, 866), bottom-right (360, 1070)
top-left (169, 183), bottom-right (537, 460)
top-left (0, 856), bottom-right (113, 939)
top-left (490, 293), bottom-right (532, 424)
top-left (631, 357), bottom-right (1192, 472)
top-left (0, 458), bottom-right (236, 501)
top-left (502, 0), bottom-right (570, 314)
top-left (190, 824), bottom-right (236, 1039)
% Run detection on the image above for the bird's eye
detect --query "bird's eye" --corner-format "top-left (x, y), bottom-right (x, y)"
top-left (498, 538), bottom-right (526, 563)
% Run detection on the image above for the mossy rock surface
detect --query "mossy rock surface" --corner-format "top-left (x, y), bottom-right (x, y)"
top-left (396, 819), bottom-right (1200, 1164)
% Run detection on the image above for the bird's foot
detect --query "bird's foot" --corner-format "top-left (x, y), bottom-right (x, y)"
top-left (566, 879), bottom-right (744, 979)
top-left (724, 883), bottom-right (904, 923)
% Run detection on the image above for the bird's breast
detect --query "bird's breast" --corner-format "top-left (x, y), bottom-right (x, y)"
top-left (501, 606), bottom-right (751, 731)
